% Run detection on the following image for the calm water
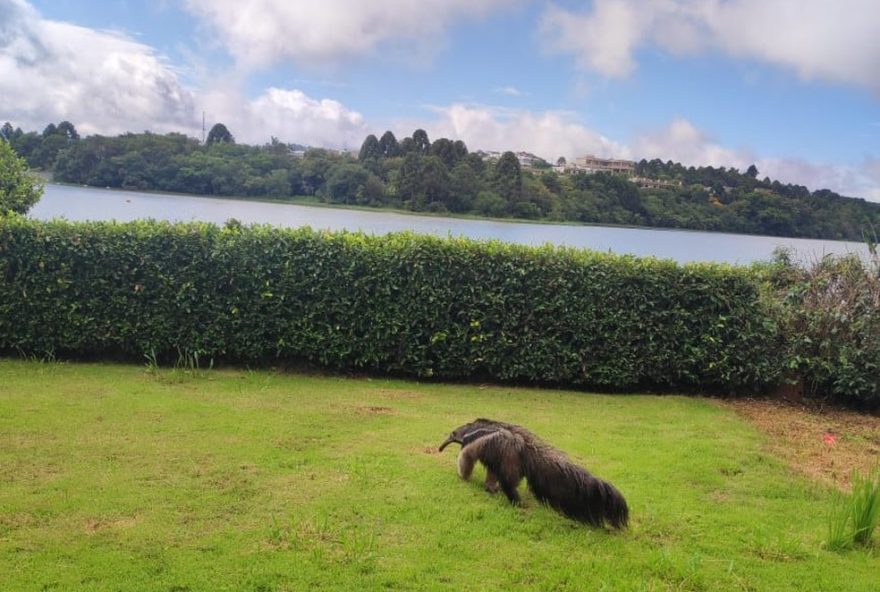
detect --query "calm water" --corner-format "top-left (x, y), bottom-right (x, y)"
top-left (31, 184), bottom-right (872, 265)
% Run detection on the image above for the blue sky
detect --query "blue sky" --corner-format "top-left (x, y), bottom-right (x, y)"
top-left (3, 0), bottom-right (879, 200)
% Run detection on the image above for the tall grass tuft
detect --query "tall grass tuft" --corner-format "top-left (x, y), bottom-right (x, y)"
top-left (826, 468), bottom-right (880, 551)
top-left (850, 468), bottom-right (880, 546)
top-left (827, 490), bottom-right (852, 551)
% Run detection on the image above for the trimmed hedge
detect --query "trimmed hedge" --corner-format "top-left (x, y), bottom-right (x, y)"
top-left (0, 216), bottom-right (782, 392)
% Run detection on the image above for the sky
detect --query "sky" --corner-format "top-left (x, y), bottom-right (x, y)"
top-left (1, 0), bottom-right (879, 201)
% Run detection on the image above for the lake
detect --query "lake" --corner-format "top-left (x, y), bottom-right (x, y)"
top-left (30, 184), bottom-right (872, 265)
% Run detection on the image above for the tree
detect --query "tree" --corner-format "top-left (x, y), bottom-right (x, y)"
top-left (492, 151), bottom-right (522, 202)
top-left (206, 123), bottom-right (234, 145)
top-left (746, 164), bottom-right (759, 179)
top-left (0, 140), bottom-right (43, 215)
top-left (448, 163), bottom-right (480, 212)
top-left (576, 171), bottom-right (644, 215)
top-left (556, 156), bottom-right (566, 166)
top-left (358, 134), bottom-right (381, 161)
top-left (24, 120), bottom-right (81, 169)
top-left (325, 163), bottom-right (371, 204)
top-left (33, 133), bottom-right (69, 169)
top-left (462, 152), bottom-right (485, 175)
top-left (429, 138), bottom-right (459, 169)
top-left (399, 137), bottom-right (416, 155)
top-left (0, 122), bottom-right (13, 141)
top-left (56, 121), bottom-right (80, 140)
top-left (412, 129), bottom-right (430, 155)
top-left (418, 156), bottom-right (450, 208)
top-left (473, 190), bottom-right (508, 217)
top-left (357, 174), bottom-right (386, 205)
top-left (378, 131), bottom-right (400, 158)
top-left (8, 132), bottom-right (41, 166)
top-left (266, 136), bottom-right (288, 157)
top-left (397, 153), bottom-right (448, 210)
top-left (298, 149), bottom-right (337, 195)
top-left (260, 168), bottom-right (289, 196)
top-left (452, 140), bottom-right (468, 164)
top-left (394, 153), bottom-right (421, 206)
top-left (541, 170), bottom-right (562, 194)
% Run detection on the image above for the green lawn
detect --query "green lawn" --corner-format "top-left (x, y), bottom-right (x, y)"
top-left (0, 360), bottom-right (875, 591)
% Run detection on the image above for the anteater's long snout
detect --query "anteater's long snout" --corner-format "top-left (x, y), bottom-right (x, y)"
top-left (438, 436), bottom-right (459, 452)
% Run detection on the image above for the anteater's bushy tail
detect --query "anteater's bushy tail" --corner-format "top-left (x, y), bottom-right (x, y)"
top-left (523, 450), bottom-right (629, 528)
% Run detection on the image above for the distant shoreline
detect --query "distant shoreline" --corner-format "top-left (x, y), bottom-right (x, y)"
top-left (42, 180), bottom-right (860, 244)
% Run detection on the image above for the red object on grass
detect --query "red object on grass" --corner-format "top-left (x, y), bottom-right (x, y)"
top-left (822, 433), bottom-right (838, 445)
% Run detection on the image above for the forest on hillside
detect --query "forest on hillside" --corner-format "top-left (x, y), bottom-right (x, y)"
top-left (3, 120), bottom-right (879, 242)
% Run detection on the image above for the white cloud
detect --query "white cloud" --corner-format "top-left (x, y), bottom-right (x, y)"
top-left (494, 86), bottom-right (525, 97)
top-left (0, 0), bottom-right (197, 135)
top-left (204, 87), bottom-right (368, 148)
top-left (0, 1), bottom-right (369, 149)
top-left (633, 118), bottom-right (880, 201)
top-left (183, 0), bottom-right (513, 67)
top-left (758, 157), bottom-right (880, 202)
top-left (540, 0), bottom-right (880, 91)
top-left (410, 103), bottom-right (628, 162)
top-left (540, 1), bottom-right (648, 78)
top-left (864, 159), bottom-right (880, 201)
top-left (633, 118), bottom-right (751, 169)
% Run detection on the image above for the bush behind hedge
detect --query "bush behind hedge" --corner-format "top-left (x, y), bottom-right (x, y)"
top-left (0, 216), bottom-right (783, 392)
top-left (765, 251), bottom-right (880, 405)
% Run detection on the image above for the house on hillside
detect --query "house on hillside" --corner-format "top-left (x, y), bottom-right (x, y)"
top-left (476, 150), bottom-right (548, 169)
top-left (476, 150), bottom-right (502, 162)
top-left (514, 151), bottom-right (547, 169)
top-left (552, 155), bottom-right (636, 175)
top-left (571, 155), bottom-right (635, 175)
top-left (632, 177), bottom-right (682, 189)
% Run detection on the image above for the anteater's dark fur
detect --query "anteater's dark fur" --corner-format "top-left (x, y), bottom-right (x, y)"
top-left (439, 418), bottom-right (628, 529)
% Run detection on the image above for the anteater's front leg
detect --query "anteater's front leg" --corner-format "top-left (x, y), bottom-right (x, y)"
top-left (484, 469), bottom-right (500, 494)
top-left (457, 447), bottom-right (478, 480)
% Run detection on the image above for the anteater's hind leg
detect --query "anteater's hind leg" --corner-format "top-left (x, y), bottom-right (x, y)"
top-left (497, 450), bottom-right (524, 505)
top-left (498, 476), bottom-right (522, 505)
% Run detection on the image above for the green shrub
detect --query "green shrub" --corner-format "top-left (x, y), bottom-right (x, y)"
top-left (0, 140), bottom-right (43, 216)
top-left (0, 217), bottom-right (781, 392)
top-left (768, 249), bottom-right (880, 405)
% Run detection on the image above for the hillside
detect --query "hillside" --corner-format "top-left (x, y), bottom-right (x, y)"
top-left (4, 120), bottom-right (879, 241)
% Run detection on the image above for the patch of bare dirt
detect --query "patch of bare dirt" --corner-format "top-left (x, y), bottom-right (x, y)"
top-left (353, 405), bottom-right (396, 415)
top-left (720, 398), bottom-right (880, 489)
top-left (375, 389), bottom-right (425, 400)
top-left (84, 516), bottom-right (139, 533)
